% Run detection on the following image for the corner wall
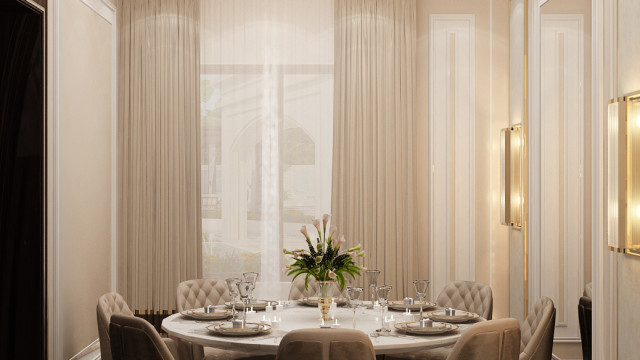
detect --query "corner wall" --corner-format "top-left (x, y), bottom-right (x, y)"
top-left (48, 0), bottom-right (116, 358)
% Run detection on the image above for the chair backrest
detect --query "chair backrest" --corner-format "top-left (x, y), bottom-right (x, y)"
top-left (288, 276), bottom-right (346, 300)
top-left (578, 295), bottom-right (592, 360)
top-left (447, 318), bottom-right (521, 360)
top-left (276, 328), bottom-right (376, 360)
top-left (436, 280), bottom-right (494, 320)
top-left (583, 282), bottom-right (593, 299)
top-left (97, 292), bottom-right (134, 360)
top-left (520, 296), bottom-right (556, 360)
top-left (109, 314), bottom-right (175, 360)
top-left (176, 279), bottom-right (231, 312)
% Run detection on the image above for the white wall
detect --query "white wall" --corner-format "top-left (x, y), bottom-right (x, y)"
top-left (417, 0), bottom-right (511, 319)
top-left (47, 0), bottom-right (116, 358)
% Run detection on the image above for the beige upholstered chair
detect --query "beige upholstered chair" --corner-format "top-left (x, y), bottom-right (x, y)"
top-left (110, 314), bottom-right (180, 360)
top-left (276, 328), bottom-right (376, 360)
top-left (520, 296), bottom-right (556, 360)
top-left (176, 279), bottom-right (274, 360)
top-left (288, 276), bottom-right (346, 300)
top-left (446, 318), bottom-right (521, 360)
top-left (97, 292), bottom-right (134, 360)
top-left (436, 280), bottom-right (493, 320)
top-left (176, 278), bottom-right (231, 311)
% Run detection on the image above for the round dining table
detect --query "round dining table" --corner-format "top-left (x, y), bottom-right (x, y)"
top-left (162, 302), bottom-right (481, 356)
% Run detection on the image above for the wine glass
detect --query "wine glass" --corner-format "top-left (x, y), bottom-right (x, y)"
top-left (375, 285), bottom-right (392, 333)
top-left (243, 272), bottom-right (259, 303)
top-left (346, 286), bottom-right (363, 328)
top-left (236, 281), bottom-right (252, 328)
top-left (225, 277), bottom-right (242, 318)
top-left (365, 270), bottom-right (381, 306)
top-left (413, 280), bottom-right (430, 318)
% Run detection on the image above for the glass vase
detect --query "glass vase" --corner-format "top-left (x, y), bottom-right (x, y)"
top-left (317, 280), bottom-right (334, 322)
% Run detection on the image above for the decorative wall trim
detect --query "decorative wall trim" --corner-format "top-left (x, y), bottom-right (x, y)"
top-left (428, 14), bottom-right (476, 300)
top-left (80, 0), bottom-right (114, 23)
top-left (68, 338), bottom-right (99, 360)
top-left (539, 13), bottom-right (585, 340)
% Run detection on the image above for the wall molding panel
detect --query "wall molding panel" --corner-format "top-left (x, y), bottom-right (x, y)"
top-left (539, 13), bottom-right (584, 342)
top-left (429, 14), bottom-right (476, 300)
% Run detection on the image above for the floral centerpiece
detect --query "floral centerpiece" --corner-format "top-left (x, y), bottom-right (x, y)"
top-left (283, 214), bottom-right (364, 291)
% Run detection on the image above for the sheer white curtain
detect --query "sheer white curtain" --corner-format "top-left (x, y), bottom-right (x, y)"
top-left (200, 0), bottom-right (334, 299)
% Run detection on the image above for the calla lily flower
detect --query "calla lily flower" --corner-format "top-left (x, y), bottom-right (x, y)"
top-left (356, 251), bottom-right (365, 257)
top-left (315, 256), bottom-right (322, 263)
top-left (328, 271), bottom-right (336, 279)
top-left (347, 251), bottom-right (356, 259)
top-left (313, 218), bottom-right (322, 233)
top-left (323, 214), bottom-right (330, 229)
top-left (300, 225), bottom-right (310, 239)
top-left (335, 235), bottom-right (346, 248)
top-left (347, 244), bottom-right (361, 252)
top-left (328, 225), bottom-right (338, 240)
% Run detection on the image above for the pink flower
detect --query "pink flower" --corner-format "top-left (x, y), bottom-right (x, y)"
top-left (328, 225), bottom-right (337, 239)
top-left (347, 251), bottom-right (356, 259)
top-left (293, 252), bottom-right (300, 259)
top-left (300, 225), bottom-right (309, 239)
top-left (328, 271), bottom-right (336, 279)
top-left (313, 219), bottom-right (322, 233)
top-left (322, 214), bottom-right (330, 229)
top-left (335, 235), bottom-right (346, 248)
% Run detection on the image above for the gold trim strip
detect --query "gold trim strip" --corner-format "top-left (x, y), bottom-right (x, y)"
top-left (523, 0), bottom-right (529, 320)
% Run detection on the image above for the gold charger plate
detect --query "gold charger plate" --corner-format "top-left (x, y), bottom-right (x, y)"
top-left (388, 300), bottom-right (437, 312)
top-left (180, 308), bottom-right (233, 320)
top-left (423, 310), bottom-right (480, 323)
top-left (298, 297), bottom-right (349, 307)
top-left (394, 321), bottom-right (458, 335)
top-left (224, 299), bottom-right (278, 310)
top-left (207, 322), bottom-right (272, 336)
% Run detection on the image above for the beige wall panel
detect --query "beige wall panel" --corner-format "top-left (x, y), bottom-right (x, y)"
top-left (417, 0), bottom-right (509, 316)
top-left (613, 0), bottom-right (640, 357)
top-left (59, 0), bottom-right (113, 358)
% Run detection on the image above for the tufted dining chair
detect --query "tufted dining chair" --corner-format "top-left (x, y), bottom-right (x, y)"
top-left (447, 318), bottom-right (521, 360)
top-left (97, 292), bottom-right (134, 360)
top-left (386, 281), bottom-right (494, 360)
top-left (436, 280), bottom-right (493, 320)
top-left (276, 328), bottom-right (376, 360)
top-left (578, 283), bottom-right (592, 360)
top-left (520, 296), bottom-right (556, 360)
top-left (110, 314), bottom-right (180, 360)
top-left (175, 279), bottom-right (274, 360)
top-left (288, 276), bottom-right (346, 300)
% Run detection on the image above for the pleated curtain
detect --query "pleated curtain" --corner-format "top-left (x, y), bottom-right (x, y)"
top-left (331, 0), bottom-right (418, 300)
top-left (116, 0), bottom-right (202, 314)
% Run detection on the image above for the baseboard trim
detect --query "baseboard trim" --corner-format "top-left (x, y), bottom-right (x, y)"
top-left (69, 338), bottom-right (100, 360)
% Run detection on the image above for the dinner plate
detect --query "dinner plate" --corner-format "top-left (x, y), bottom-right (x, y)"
top-left (388, 300), bottom-right (437, 312)
top-left (180, 308), bottom-right (233, 320)
top-left (394, 321), bottom-right (458, 335)
top-left (224, 300), bottom-right (279, 310)
top-left (298, 297), bottom-right (349, 307)
top-left (422, 310), bottom-right (480, 323)
top-left (207, 322), bottom-right (272, 336)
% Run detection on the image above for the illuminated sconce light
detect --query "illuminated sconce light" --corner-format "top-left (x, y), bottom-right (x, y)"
top-left (500, 124), bottom-right (522, 228)
top-left (626, 94), bottom-right (640, 255)
top-left (607, 98), bottom-right (626, 249)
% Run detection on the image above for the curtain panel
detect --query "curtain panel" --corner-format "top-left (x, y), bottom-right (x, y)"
top-left (331, 0), bottom-right (418, 300)
top-left (117, 0), bottom-right (202, 313)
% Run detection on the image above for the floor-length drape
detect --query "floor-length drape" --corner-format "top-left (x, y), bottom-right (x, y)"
top-left (117, 0), bottom-right (202, 315)
top-left (332, 0), bottom-right (417, 300)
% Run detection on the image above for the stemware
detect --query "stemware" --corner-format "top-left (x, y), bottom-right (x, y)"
top-left (243, 272), bottom-right (259, 302)
top-left (225, 277), bottom-right (242, 318)
top-left (375, 285), bottom-right (392, 333)
top-left (346, 286), bottom-right (363, 328)
top-left (365, 269), bottom-right (381, 305)
top-left (412, 280), bottom-right (430, 318)
top-left (236, 281), bottom-right (253, 328)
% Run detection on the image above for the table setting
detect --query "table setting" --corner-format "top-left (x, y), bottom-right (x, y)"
top-left (162, 215), bottom-right (483, 355)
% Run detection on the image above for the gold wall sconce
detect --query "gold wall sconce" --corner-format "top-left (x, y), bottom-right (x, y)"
top-left (626, 93), bottom-right (640, 256)
top-left (501, 124), bottom-right (522, 228)
top-left (607, 97), bottom-right (626, 249)
top-left (607, 92), bottom-right (640, 256)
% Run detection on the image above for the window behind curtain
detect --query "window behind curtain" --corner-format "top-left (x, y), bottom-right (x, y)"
top-left (200, 0), bottom-right (334, 298)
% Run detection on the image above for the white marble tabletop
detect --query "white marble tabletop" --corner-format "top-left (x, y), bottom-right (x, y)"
top-left (162, 302), bottom-right (480, 355)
